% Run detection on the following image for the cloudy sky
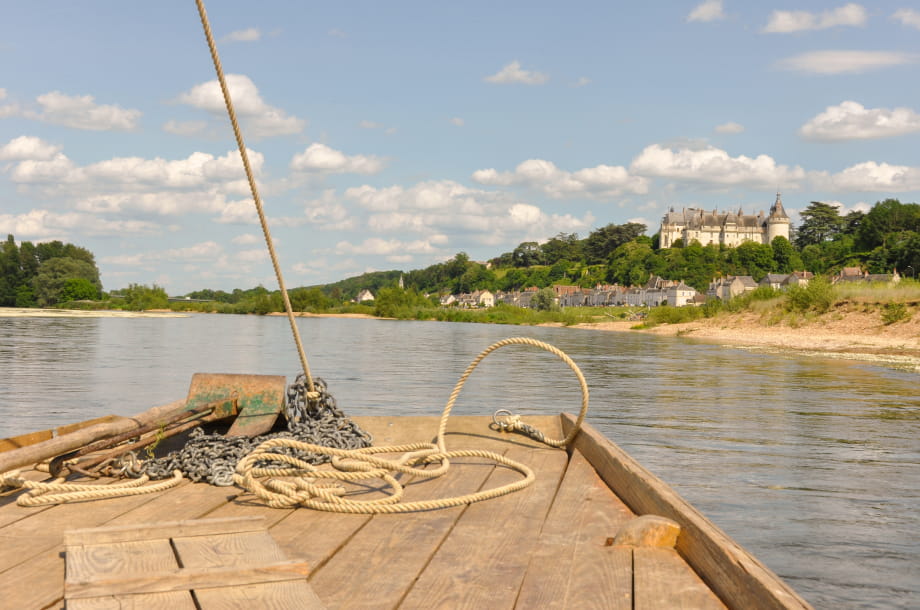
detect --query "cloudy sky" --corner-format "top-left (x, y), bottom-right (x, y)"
top-left (2, 2), bottom-right (919, 294)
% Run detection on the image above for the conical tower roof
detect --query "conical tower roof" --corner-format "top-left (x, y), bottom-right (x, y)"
top-left (769, 192), bottom-right (789, 219)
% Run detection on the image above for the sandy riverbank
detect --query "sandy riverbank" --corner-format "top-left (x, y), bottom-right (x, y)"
top-left (573, 309), bottom-right (920, 370)
top-left (0, 307), bottom-right (189, 318)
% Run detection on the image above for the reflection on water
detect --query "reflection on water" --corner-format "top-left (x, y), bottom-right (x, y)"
top-left (0, 314), bottom-right (917, 608)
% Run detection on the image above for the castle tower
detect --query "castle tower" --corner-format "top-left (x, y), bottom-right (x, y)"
top-left (766, 192), bottom-right (790, 243)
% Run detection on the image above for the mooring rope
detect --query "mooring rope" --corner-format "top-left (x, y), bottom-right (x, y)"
top-left (194, 0), bottom-right (316, 395)
top-left (232, 337), bottom-right (590, 513)
top-left (0, 470), bottom-right (184, 507)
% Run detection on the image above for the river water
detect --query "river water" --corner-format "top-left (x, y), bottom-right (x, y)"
top-left (1, 313), bottom-right (917, 608)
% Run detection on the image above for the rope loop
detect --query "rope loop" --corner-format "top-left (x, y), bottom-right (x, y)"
top-left (233, 337), bottom-right (589, 513)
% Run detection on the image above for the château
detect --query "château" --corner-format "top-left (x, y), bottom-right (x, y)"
top-left (659, 193), bottom-right (790, 248)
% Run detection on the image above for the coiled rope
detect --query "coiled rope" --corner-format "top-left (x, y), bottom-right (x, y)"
top-left (233, 337), bottom-right (590, 513)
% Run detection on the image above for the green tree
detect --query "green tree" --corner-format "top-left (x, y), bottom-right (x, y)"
top-left (583, 222), bottom-right (646, 264)
top-left (530, 287), bottom-right (557, 311)
top-left (121, 283), bottom-right (168, 311)
top-left (512, 242), bottom-right (543, 267)
top-left (0, 235), bottom-right (21, 306)
top-left (795, 201), bottom-right (844, 248)
top-left (33, 258), bottom-right (102, 307)
top-left (540, 233), bottom-right (583, 265)
top-left (770, 236), bottom-right (802, 273)
top-left (855, 198), bottom-right (920, 251)
top-left (59, 277), bottom-right (100, 302)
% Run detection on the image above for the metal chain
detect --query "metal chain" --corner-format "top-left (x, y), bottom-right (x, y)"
top-left (142, 377), bottom-right (372, 486)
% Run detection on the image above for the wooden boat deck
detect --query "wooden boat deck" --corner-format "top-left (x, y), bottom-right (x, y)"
top-left (0, 415), bottom-right (807, 609)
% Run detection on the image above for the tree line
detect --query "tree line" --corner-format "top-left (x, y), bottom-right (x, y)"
top-left (0, 235), bottom-right (102, 307)
top-left (2, 197), bottom-right (916, 311)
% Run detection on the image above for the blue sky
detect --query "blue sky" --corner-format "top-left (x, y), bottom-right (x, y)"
top-left (2, 1), bottom-right (919, 295)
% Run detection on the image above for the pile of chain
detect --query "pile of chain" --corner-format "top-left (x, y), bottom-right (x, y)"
top-left (142, 376), bottom-right (372, 486)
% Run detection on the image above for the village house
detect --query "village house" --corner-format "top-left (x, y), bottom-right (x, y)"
top-left (708, 275), bottom-right (758, 301)
top-left (355, 289), bottom-right (374, 302)
top-left (833, 267), bottom-right (900, 285)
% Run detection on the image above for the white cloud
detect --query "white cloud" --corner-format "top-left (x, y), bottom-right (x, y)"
top-left (296, 189), bottom-right (355, 230)
top-left (178, 74), bottom-right (305, 137)
top-left (359, 120), bottom-right (382, 129)
top-left (630, 144), bottom-right (806, 189)
top-left (0, 88), bottom-right (17, 118)
top-left (687, 0), bottom-right (725, 23)
top-left (449, 117), bottom-right (464, 127)
top-left (222, 28), bottom-right (261, 43)
top-left (0, 209), bottom-right (159, 239)
top-left (329, 28), bottom-right (346, 38)
top-left (344, 179), bottom-right (594, 248)
top-left (22, 91), bottom-right (141, 131)
top-left (814, 161), bottom-right (920, 192)
top-left (290, 143), bottom-right (384, 174)
top-left (215, 199), bottom-right (259, 224)
top-left (764, 3), bottom-right (867, 33)
top-left (800, 101), bottom-right (920, 140)
top-left (161, 241), bottom-right (224, 262)
top-left (232, 233), bottom-right (262, 245)
top-left (472, 158), bottom-right (648, 198)
top-left (715, 121), bottom-right (744, 134)
top-left (163, 120), bottom-right (208, 136)
top-left (776, 50), bottom-right (918, 74)
top-left (893, 8), bottom-right (920, 29)
top-left (335, 237), bottom-right (444, 257)
top-left (235, 248), bottom-right (268, 263)
top-left (0, 136), bottom-right (62, 161)
top-left (572, 77), bottom-right (591, 87)
top-left (484, 61), bottom-right (549, 85)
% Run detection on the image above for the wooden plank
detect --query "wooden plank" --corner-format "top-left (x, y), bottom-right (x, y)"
top-left (0, 478), bottom-right (236, 609)
top-left (635, 547), bottom-right (727, 610)
top-left (562, 413), bottom-right (811, 610)
top-left (67, 590), bottom-right (195, 610)
top-left (65, 560), bottom-right (311, 599)
top-left (0, 483), bottom-right (164, 574)
top-left (195, 581), bottom-right (325, 609)
top-left (56, 415), bottom-right (125, 437)
top-left (175, 528), bottom-right (324, 609)
top-left (66, 538), bottom-right (178, 584)
top-left (66, 516), bottom-right (266, 546)
top-left (307, 456), bottom-right (502, 609)
top-left (0, 429), bottom-right (53, 453)
top-left (398, 445), bottom-right (568, 609)
top-left (517, 448), bottom-right (635, 609)
top-left (173, 529), bottom-right (287, 568)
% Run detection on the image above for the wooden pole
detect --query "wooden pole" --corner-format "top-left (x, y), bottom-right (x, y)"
top-left (0, 400), bottom-right (186, 475)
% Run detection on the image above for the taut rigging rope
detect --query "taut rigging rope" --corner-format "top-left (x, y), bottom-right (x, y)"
top-left (194, 0), bottom-right (316, 395)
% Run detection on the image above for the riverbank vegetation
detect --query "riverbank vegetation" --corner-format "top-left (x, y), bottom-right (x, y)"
top-left (2, 197), bottom-right (917, 317)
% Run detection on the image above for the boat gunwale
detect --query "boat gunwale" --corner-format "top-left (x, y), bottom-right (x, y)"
top-left (561, 413), bottom-right (811, 610)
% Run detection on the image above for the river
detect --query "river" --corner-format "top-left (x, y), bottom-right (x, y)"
top-left (1, 313), bottom-right (917, 608)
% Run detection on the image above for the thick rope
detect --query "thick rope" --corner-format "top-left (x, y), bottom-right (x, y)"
top-left (233, 337), bottom-right (589, 512)
top-left (194, 0), bottom-right (315, 394)
top-left (0, 470), bottom-right (183, 507)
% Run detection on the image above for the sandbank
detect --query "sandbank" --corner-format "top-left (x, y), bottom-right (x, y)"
top-left (0, 307), bottom-right (188, 318)
top-left (574, 309), bottom-right (920, 370)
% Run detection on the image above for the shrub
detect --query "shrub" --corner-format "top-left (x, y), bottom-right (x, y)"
top-left (785, 276), bottom-right (835, 313)
top-left (881, 303), bottom-right (910, 325)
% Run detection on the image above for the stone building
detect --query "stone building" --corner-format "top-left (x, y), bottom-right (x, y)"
top-left (659, 193), bottom-right (790, 248)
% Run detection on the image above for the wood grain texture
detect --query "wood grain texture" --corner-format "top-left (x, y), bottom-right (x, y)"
top-left (65, 560), bottom-right (311, 598)
top-left (562, 413), bottom-right (811, 610)
top-left (635, 547), bottom-right (727, 610)
top-left (66, 516), bottom-right (266, 546)
top-left (398, 445), bottom-right (568, 610)
top-left (516, 448), bottom-right (635, 609)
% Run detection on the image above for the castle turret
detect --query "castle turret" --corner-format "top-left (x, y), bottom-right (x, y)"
top-left (767, 192), bottom-right (791, 243)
